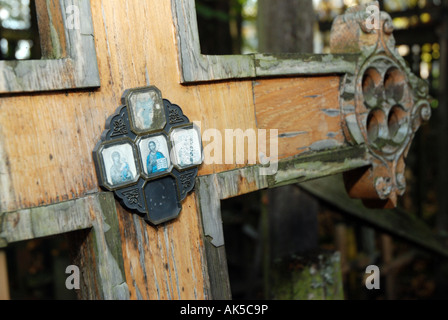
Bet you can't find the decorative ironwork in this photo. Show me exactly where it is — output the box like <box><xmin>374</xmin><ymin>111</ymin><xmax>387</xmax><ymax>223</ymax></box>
<box><xmin>179</xmin><ymin>172</ymin><xmax>195</xmax><ymax>192</ymax></box>
<box><xmin>93</xmin><ymin>86</ymin><xmax>203</xmax><ymax>225</ymax></box>
<box><xmin>331</xmin><ymin>2</ymin><xmax>431</xmax><ymax>208</ymax></box>
<box><xmin>123</xmin><ymin>188</ymin><xmax>140</xmax><ymax>206</ymax></box>
<box><xmin>169</xmin><ymin>108</ymin><xmax>185</xmax><ymax>125</ymax></box>
<box><xmin>111</xmin><ymin>119</ymin><xmax>129</xmax><ymax>137</ymax></box>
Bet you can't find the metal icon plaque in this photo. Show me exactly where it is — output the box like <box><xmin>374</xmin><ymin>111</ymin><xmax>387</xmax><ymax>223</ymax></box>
<box><xmin>93</xmin><ymin>86</ymin><xmax>203</xmax><ymax>225</ymax></box>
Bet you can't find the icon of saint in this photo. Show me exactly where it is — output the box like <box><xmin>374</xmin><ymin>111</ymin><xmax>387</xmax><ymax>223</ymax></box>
<box><xmin>110</xmin><ymin>151</ymin><xmax>133</xmax><ymax>185</ymax></box>
<box><xmin>146</xmin><ymin>141</ymin><xmax>168</xmax><ymax>174</ymax></box>
<box><xmin>135</xmin><ymin>94</ymin><xmax>155</xmax><ymax>130</ymax></box>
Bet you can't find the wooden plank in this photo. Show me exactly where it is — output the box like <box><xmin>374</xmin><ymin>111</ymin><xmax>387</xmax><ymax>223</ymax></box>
<box><xmin>91</xmin><ymin>193</ymin><xmax>129</xmax><ymax>300</ymax></box>
<box><xmin>195</xmin><ymin>148</ymin><xmax>369</xmax><ymax>299</ymax></box>
<box><xmin>0</xmin><ymin>196</ymin><xmax>93</xmax><ymax>245</ymax></box>
<box><xmin>0</xmin><ymin>59</ymin><xmax>77</xmax><ymax>92</ymax></box>
<box><xmin>268</xmin><ymin>146</ymin><xmax>370</xmax><ymax>188</ymax></box>
<box><xmin>203</xmin><ymin>241</ymin><xmax>231</xmax><ymax>300</ymax></box>
<box><xmin>171</xmin><ymin>0</ymin><xmax>255</xmax><ymax>82</ymax></box>
<box><xmin>198</xmin><ymin>166</ymin><xmax>268</xmax><ymax>247</ymax></box>
<box><xmin>35</xmin><ymin>0</ymin><xmax>68</xmax><ymax>59</ymax></box>
<box><xmin>196</xmin><ymin>174</ymin><xmax>231</xmax><ymax>300</ymax></box>
<box><xmin>0</xmin><ymin>193</ymin><xmax>129</xmax><ymax>300</ymax></box>
<box><xmin>197</xmin><ymin>175</ymin><xmax>226</xmax><ymax>248</ymax></box>
<box><xmin>197</xmin><ymin>147</ymin><xmax>369</xmax><ymax>249</ymax></box>
<box><xmin>255</xmin><ymin>53</ymin><xmax>357</xmax><ymax>76</ymax></box>
<box><xmin>196</xmin><ymin>171</ymin><xmax>267</xmax><ymax>300</ymax></box>
<box><xmin>254</xmin><ymin>76</ymin><xmax>346</xmax><ymax>160</ymax></box>
<box><xmin>68</xmin><ymin>193</ymin><xmax>129</xmax><ymax>300</ymax></box>
<box><xmin>61</xmin><ymin>0</ymin><xmax>101</xmax><ymax>89</ymax></box>
<box><xmin>171</xmin><ymin>0</ymin><xmax>358</xmax><ymax>82</ymax></box>
<box><xmin>0</xmin><ymin>250</ymin><xmax>9</xmax><ymax>300</ymax></box>
<box><xmin>0</xmin><ymin>0</ymin><xmax>100</xmax><ymax>93</ymax></box>
<box><xmin>300</xmin><ymin>174</ymin><xmax>448</xmax><ymax>258</ymax></box>
<box><xmin>192</xmin><ymin>81</ymin><xmax>258</xmax><ymax>176</ymax></box>
<box><xmin>116</xmin><ymin>193</ymin><xmax>208</xmax><ymax>300</ymax></box>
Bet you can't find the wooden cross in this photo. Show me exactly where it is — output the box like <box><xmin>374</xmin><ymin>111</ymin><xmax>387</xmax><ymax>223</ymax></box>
<box><xmin>0</xmin><ymin>0</ymin><xmax>431</xmax><ymax>300</ymax></box>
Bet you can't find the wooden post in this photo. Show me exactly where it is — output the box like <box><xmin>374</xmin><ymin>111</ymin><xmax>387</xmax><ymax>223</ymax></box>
<box><xmin>258</xmin><ymin>0</ymin><xmax>314</xmax><ymax>53</ymax></box>
<box><xmin>0</xmin><ymin>250</ymin><xmax>10</xmax><ymax>300</ymax></box>
<box><xmin>335</xmin><ymin>222</ymin><xmax>349</xmax><ymax>274</ymax></box>
<box><xmin>381</xmin><ymin>234</ymin><xmax>395</xmax><ymax>300</ymax></box>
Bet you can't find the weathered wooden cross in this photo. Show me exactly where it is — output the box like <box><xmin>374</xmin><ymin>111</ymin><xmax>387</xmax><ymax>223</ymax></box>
<box><xmin>0</xmin><ymin>0</ymin><xmax>431</xmax><ymax>300</ymax></box>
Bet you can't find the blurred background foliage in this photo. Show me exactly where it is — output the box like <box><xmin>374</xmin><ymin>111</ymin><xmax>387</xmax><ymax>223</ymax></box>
<box><xmin>0</xmin><ymin>0</ymin><xmax>40</xmax><ymax>60</ymax></box>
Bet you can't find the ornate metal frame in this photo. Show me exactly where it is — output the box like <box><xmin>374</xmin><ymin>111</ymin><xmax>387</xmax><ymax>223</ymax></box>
<box><xmin>331</xmin><ymin>2</ymin><xmax>431</xmax><ymax>208</ymax></box>
<box><xmin>93</xmin><ymin>86</ymin><xmax>203</xmax><ymax>225</ymax></box>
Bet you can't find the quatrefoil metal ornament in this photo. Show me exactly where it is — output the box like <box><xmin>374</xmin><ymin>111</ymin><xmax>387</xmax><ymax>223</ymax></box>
<box><xmin>93</xmin><ymin>86</ymin><xmax>203</xmax><ymax>225</ymax></box>
<box><xmin>331</xmin><ymin>1</ymin><xmax>431</xmax><ymax>208</ymax></box>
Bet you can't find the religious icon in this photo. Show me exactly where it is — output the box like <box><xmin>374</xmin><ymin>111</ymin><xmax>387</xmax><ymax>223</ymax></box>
<box><xmin>94</xmin><ymin>86</ymin><xmax>204</xmax><ymax>226</ymax></box>
<box><xmin>127</xmin><ymin>87</ymin><xmax>167</xmax><ymax>134</ymax></box>
<box><xmin>138</xmin><ymin>135</ymin><xmax>171</xmax><ymax>177</ymax></box>
<box><xmin>171</xmin><ymin>126</ymin><xmax>203</xmax><ymax>170</ymax></box>
<box><xmin>101</xmin><ymin>142</ymin><xmax>138</xmax><ymax>187</ymax></box>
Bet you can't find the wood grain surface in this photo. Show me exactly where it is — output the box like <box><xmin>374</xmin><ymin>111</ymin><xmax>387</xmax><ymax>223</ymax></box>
<box><xmin>254</xmin><ymin>76</ymin><xmax>345</xmax><ymax>159</ymax></box>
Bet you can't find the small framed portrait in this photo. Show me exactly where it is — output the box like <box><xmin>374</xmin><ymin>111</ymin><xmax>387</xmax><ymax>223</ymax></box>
<box><xmin>127</xmin><ymin>87</ymin><xmax>167</xmax><ymax>134</ymax></box>
<box><xmin>98</xmin><ymin>141</ymin><xmax>139</xmax><ymax>189</ymax></box>
<box><xmin>138</xmin><ymin>135</ymin><xmax>172</xmax><ymax>177</ymax></box>
<box><xmin>170</xmin><ymin>126</ymin><xmax>203</xmax><ymax>170</ymax></box>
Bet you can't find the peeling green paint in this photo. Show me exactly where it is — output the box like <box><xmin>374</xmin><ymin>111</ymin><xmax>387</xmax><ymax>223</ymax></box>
<box><xmin>269</xmin><ymin>146</ymin><xmax>370</xmax><ymax>188</ymax></box>
<box><xmin>255</xmin><ymin>53</ymin><xmax>358</xmax><ymax>76</ymax></box>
